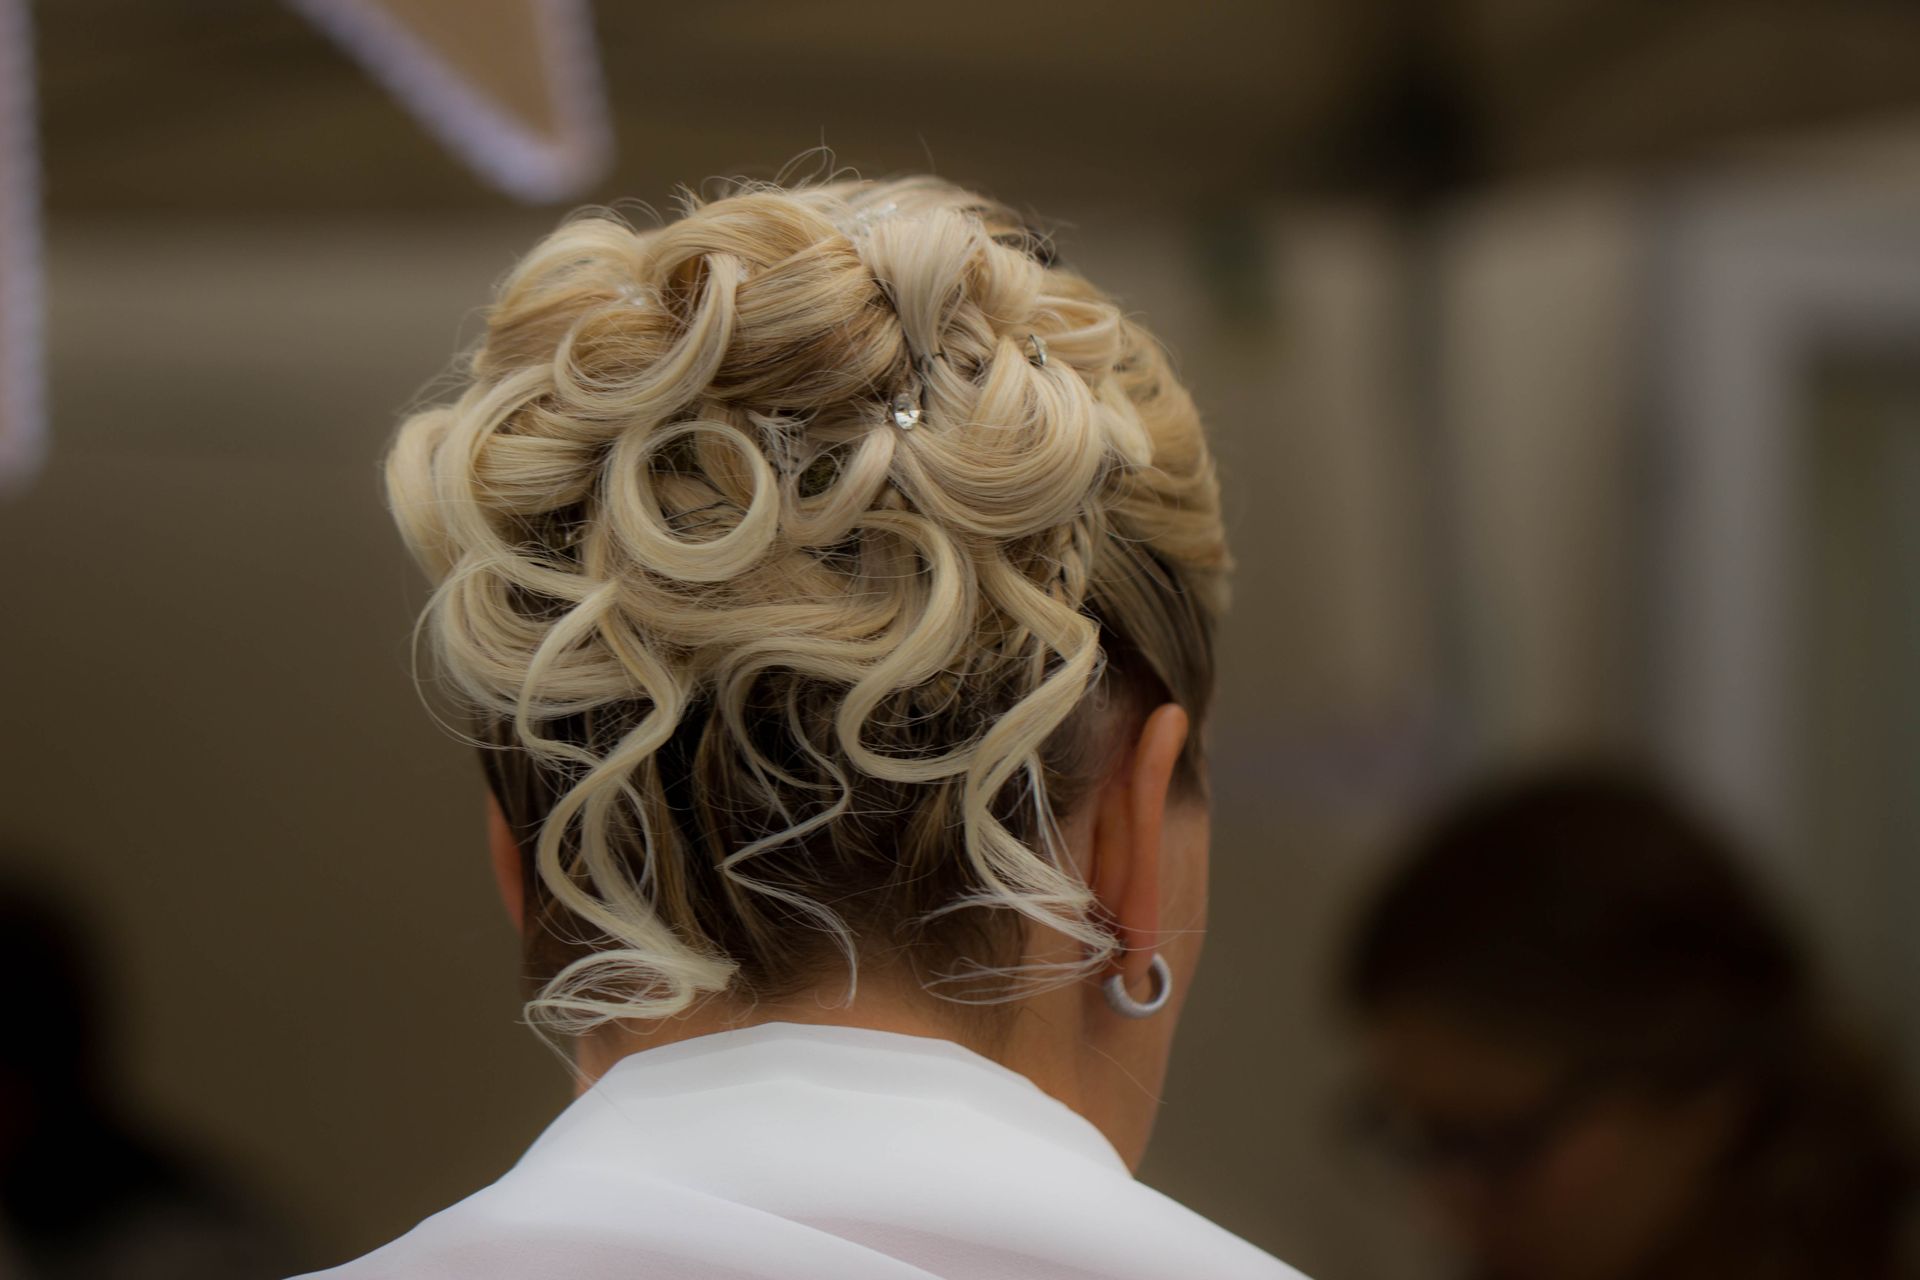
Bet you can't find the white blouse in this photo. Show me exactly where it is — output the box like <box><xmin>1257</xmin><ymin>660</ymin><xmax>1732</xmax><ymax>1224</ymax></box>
<box><xmin>298</xmin><ymin>1021</ymin><xmax>1306</xmax><ymax>1279</ymax></box>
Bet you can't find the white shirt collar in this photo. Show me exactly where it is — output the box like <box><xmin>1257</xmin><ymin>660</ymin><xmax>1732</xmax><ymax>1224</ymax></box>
<box><xmin>526</xmin><ymin>1020</ymin><xmax>1131</xmax><ymax>1175</ymax></box>
<box><xmin>302</xmin><ymin>1018</ymin><xmax>1305</xmax><ymax>1279</ymax></box>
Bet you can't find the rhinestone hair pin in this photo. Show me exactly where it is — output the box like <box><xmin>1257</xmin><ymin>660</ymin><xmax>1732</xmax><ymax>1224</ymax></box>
<box><xmin>888</xmin><ymin>349</ymin><xmax>948</xmax><ymax>431</ymax></box>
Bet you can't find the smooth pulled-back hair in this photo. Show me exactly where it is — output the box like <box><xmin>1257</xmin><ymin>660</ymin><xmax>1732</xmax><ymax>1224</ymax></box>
<box><xmin>385</xmin><ymin>175</ymin><xmax>1230</xmax><ymax>1037</ymax></box>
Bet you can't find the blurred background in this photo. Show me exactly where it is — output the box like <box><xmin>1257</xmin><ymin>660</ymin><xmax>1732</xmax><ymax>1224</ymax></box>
<box><xmin>1</xmin><ymin>1</ymin><xmax>1917</xmax><ymax>1276</ymax></box>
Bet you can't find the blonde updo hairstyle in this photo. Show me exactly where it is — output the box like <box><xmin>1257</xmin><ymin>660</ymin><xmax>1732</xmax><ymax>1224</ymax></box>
<box><xmin>386</xmin><ymin>176</ymin><xmax>1231</xmax><ymax>1040</ymax></box>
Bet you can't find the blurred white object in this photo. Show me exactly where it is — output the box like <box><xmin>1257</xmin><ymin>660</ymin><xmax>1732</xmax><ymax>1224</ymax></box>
<box><xmin>287</xmin><ymin>0</ymin><xmax>613</xmax><ymax>203</ymax></box>
<box><xmin>1653</xmin><ymin>167</ymin><xmax>1920</xmax><ymax>1072</ymax></box>
<box><xmin>0</xmin><ymin>0</ymin><xmax>42</xmax><ymax>492</ymax></box>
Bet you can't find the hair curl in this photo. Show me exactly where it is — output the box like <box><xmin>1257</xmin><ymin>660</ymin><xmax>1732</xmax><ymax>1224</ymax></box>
<box><xmin>386</xmin><ymin>175</ymin><xmax>1230</xmax><ymax>1037</ymax></box>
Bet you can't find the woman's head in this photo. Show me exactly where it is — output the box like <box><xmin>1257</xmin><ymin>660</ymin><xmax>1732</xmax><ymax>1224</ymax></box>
<box><xmin>1342</xmin><ymin>766</ymin><xmax>1915</xmax><ymax>1280</ymax></box>
<box><xmin>384</xmin><ymin>176</ymin><xmax>1228</xmax><ymax>1107</ymax></box>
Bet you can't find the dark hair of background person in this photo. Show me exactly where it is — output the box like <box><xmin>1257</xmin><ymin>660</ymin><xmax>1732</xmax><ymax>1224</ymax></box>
<box><xmin>1341</xmin><ymin>766</ymin><xmax>1918</xmax><ymax>1280</ymax></box>
<box><xmin>0</xmin><ymin>871</ymin><xmax>302</xmax><ymax>1278</ymax></box>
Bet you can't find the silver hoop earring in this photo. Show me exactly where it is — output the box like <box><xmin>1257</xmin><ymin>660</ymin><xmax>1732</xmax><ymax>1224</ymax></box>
<box><xmin>1103</xmin><ymin>953</ymin><xmax>1172</xmax><ymax>1019</ymax></box>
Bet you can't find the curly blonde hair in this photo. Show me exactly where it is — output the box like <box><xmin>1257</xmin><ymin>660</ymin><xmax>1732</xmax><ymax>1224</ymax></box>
<box><xmin>385</xmin><ymin>175</ymin><xmax>1231</xmax><ymax>1036</ymax></box>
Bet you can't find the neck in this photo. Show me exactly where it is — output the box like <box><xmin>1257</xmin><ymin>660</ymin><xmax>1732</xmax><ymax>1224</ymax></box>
<box><xmin>573</xmin><ymin>981</ymin><xmax>1007</xmax><ymax>1082</ymax></box>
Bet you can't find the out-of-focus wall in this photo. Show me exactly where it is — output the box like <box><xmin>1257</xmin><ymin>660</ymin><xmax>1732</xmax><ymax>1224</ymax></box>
<box><xmin>1435</xmin><ymin>182</ymin><xmax>1644</xmax><ymax>761</ymax></box>
<box><xmin>1</xmin><ymin>220</ymin><xmax>567</xmax><ymax>1268</ymax></box>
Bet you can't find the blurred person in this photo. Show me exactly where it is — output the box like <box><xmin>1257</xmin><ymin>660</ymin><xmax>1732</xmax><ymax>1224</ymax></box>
<box><xmin>1341</xmin><ymin>766</ymin><xmax>1917</xmax><ymax>1280</ymax></box>
<box><xmin>0</xmin><ymin>874</ymin><xmax>299</xmax><ymax>1279</ymax></box>
<box><xmin>302</xmin><ymin>175</ymin><xmax>1303</xmax><ymax>1278</ymax></box>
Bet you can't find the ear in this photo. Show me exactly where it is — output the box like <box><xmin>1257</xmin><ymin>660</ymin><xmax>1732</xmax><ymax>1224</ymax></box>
<box><xmin>1087</xmin><ymin>702</ymin><xmax>1190</xmax><ymax>990</ymax></box>
<box><xmin>485</xmin><ymin>789</ymin><xmax>527</xmax><ymax>934</ymax></box>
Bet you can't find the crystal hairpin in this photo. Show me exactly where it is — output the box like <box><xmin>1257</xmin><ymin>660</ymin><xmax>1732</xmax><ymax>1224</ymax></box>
<box><xmin>1026</xmin><ymin>333</ymin><xmax>1048</xmax><ymax>367</ymax></box>
<box><xmin>889</xmin><ymin>349</ymin><xmax>948</xmax><ymax>430</ymax></box>
<box><xmin>615</xmin><ymin>283</ymin><xmax>651</xmax><ymax>308</ymax></box>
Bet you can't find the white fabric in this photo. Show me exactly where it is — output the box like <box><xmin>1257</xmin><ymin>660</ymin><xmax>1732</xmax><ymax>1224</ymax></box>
<box><xmin>298</xmin><ymin>1022</ymin><xmax>1306</xmax><ymax>1279</ymax></box>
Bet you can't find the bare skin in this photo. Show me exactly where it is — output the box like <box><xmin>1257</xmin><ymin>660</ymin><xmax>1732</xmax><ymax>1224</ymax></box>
<box><xmin>486</xmin><ymin>702</ymin><xmax>1210</xmax><ymax>1172</ymax></box>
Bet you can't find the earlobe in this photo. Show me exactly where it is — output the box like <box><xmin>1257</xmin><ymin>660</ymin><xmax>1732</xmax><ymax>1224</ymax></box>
<box><xmin>485</xmin><ymin>790</ymin><xmax>527</xmax><ymax>934</ymax></box>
